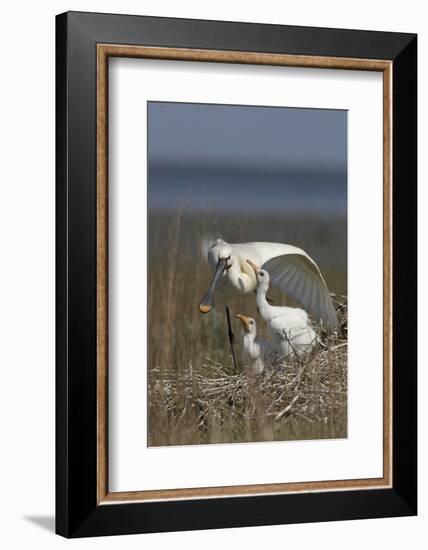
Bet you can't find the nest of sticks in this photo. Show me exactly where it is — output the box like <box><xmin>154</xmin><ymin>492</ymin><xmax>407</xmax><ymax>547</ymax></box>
<box><xmin>148</xmin><ymin>296</ymin><xmax>348</xmax><ymax>446</ymax></box>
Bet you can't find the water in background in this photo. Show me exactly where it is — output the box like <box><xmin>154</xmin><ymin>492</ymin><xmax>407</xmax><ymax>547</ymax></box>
<box><xmin>148</xmin><ymin>101</ymin><xmax>347</xmax><ymax>293</ymax></box>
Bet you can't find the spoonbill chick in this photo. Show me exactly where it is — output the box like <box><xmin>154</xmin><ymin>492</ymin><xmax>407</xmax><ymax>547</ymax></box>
<box><xmin>247</xmin><ymin>260</ymin><xmax>318</xmax><ymax>359</ymax></box>
<box><xmin>236</xmin><ymin>313</ymin><xmax>275</xmax><ymax>374</ymax></box>
<box><xmin>199</xmin><ymin>239</ymin><xmax>337</xmax><ymax>327</ymax></box>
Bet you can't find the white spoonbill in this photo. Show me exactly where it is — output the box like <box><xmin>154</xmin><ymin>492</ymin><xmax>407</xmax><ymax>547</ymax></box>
<box><xmin>236</xmin><ymin>313</ymin><xmax>276</xmax><ymax>374</ymax></box>
<box><xmin>199</xmin><ymin>239</ymin><xmax>337</xmax><ymax>327</ymax></box>
<box><xmin>247</xmin><ymin>260</ymin><xmax>318</xmax><ymax>358</ymax></box>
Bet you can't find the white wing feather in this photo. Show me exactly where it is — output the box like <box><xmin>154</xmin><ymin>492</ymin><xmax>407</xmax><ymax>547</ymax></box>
<box><xmin>247</xmin><ymin>242</ymin><xmax>338</xmax><ymax>327</ymax></box>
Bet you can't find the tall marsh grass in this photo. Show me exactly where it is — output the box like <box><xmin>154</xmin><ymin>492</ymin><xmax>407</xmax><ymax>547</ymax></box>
<box><xmin>148</xmin><ymin>211</ymin><xmax>347</xmax><ymax>446</ymax></box>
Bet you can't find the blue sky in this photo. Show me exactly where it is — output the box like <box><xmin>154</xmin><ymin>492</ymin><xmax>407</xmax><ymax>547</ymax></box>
<box><xmin>148</xmin><ymin>101</ymin><xmax>347</xmax><ymax>216</ymax></box>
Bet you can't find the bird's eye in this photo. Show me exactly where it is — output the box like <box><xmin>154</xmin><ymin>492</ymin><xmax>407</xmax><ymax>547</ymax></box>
<box><xmin>250</xmin><ymin>321</ymin><xmax>254</xmax><ymax>325</ymax></box>
<box><xmin>260</xmin><ymin>273</ymin><xmax>264</xmax><ymax>277</ymax></box>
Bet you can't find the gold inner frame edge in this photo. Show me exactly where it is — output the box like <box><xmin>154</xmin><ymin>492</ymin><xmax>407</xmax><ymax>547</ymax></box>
<box><xmin>96</xmin><ymin>44</ymin><xmax>393</xmax><ymax>504</ymax></box>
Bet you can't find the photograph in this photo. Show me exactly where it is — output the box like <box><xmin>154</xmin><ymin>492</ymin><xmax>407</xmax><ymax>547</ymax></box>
<box><xmin>0</xmin><ymin>2</ymin><xmax>419</xmax><ymax>544</ymax></box>
<box><xmin>147</xmin><ymin>101</ymin><xmax>348</xmax><ymax>446</ymax></box>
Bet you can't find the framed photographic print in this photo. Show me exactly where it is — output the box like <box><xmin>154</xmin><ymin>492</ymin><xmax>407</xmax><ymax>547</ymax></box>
<box><xmin>56</xmin><ymin>11</ymin><xmax>417</xmax><ymax>538</ymax></box>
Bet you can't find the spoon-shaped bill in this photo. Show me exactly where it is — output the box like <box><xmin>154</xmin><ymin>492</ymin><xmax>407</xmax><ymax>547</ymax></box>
<box><xmin>198</xmin><ymin>257</ymin><xmax>228</xmax><ymax>313</ymax></box>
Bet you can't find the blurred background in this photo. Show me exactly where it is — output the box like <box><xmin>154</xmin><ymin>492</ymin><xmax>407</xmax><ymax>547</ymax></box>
<box><xmin>148</xmin><ymin>101</ymin><xmax>347</xmax><ymax>287</ymax></box>
<box><xmin>147</xmin><ymin>101</ymin><xmax>347</xmax><ymax>445</ymax></box>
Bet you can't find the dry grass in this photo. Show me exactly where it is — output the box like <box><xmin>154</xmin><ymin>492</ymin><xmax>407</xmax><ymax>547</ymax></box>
<box><xmin>148</xmin><ymin>211</ymin><xmax>347</xmax><ymax>446</ymax></box>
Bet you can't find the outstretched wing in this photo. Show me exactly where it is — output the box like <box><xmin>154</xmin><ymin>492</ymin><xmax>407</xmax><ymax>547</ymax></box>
<box><xmin>262</xmin><ymin>254</ymin><xmax>337</xmax><ymax>327</ymax></box>
<box><xmin>253</xmin><ymin>243</ymin><xmax>337</xmax><ymax>327</ymax></box>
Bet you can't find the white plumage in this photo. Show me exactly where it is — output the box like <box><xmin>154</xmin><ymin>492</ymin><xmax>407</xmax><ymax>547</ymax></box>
<box><xmin>247</xmin><ymin>260</ymin><xmax>318</xmax><ymax>358</ymax></box>
<box><xmin>235</xmin><ymin>314</ymin><xmax>275</xmax><ymax>374</ymax></box>
<box><xmin>199</xmin><ymin>238</ymin><xmax>337</xmax><ymax>327</ymax></box>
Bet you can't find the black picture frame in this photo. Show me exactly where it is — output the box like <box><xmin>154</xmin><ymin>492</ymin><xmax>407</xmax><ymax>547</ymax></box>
<box><xmin>56</xmin><ymin>11</ymin><xmax>417</xmax><ymax>538</ymax></box>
